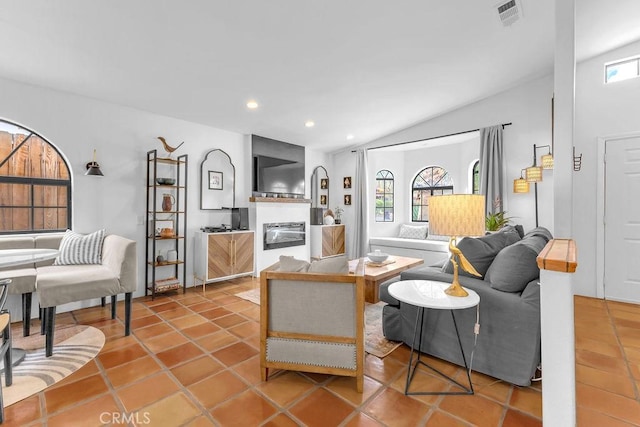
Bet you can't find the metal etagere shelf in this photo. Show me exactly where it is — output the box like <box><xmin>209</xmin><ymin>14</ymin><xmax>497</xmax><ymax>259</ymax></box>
<box><xmin>145</xmin><ymin>149</ymin><xmax>188</xmax><ymax>299</ymax></box>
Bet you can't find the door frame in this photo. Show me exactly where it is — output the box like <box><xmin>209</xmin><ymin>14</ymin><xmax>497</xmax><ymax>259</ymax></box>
<box><xmin>596</xmin><ymin>131</ymin><xmax>640</xmax><ymax>299</ymax></box>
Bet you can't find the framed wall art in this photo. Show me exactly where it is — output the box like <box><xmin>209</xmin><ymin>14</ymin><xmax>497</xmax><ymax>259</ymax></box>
<box><xmin>208</xmin><ymin>170</ymin><xmax>223</xmax><ymax>190</ymax></box>
<box><xmin>343</xmin><ymin>176</ymin><xmax>351</xmax><ymax>189</ymax></box>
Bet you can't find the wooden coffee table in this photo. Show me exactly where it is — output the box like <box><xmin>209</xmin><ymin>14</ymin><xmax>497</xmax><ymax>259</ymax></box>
<box><xmin>350</xmin><ymin>256</ymin><xmax>424</xmax><ymax>303</ymax></box>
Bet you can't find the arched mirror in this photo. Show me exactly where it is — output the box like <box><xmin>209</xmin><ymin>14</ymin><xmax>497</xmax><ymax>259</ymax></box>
<box><xmin>311</xmin><ymin>166</ymin><xmax>329</xmax><ymax>209</ymax></box>
<box><xmin>200</xmin><ymin>149</ymin><xmax>235</xmax><ymax>209</ymax></box>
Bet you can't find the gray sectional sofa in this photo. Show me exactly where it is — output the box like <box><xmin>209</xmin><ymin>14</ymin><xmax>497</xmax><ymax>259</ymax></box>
<box><xmin>380</xmin><ymin>226</ymin><xmax>552</xmax><ymax>386</ymax></box>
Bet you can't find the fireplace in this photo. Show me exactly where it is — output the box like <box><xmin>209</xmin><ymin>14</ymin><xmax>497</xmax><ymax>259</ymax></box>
<box><xmin>263</xmin><ymin>222</ymin><xmax>306</xmax><ymax>250</ymax></box>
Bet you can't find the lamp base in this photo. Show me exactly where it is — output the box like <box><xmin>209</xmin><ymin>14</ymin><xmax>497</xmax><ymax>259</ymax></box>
<box><xmin>446</xmin><ymin>256</ymin><xmax>469</xmax><ymax>297</ymax></box>
<box><xmin>445</xmin><ymin>281</ymin><xmax>469</xmax><ymax>297</ymax></box>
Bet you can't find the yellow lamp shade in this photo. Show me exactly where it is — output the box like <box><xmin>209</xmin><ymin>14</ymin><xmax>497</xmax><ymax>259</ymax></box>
<box><xmin>428</xmin><ymin>194</ymin><xmax>485</xmax><ymax>237</ymax></box>
<box><xmin>513</xmin><ymin>177</ymin><xmax>530</xmax><ymax>193</ymax></box>
<box><xmin>541</xmin><ymin>153</ymin><xmax>554</xmax><ymax>169</ymax></box>
<box><xmin>525</xmin><ymin>166</ymin><xmax>543</xmax><ymax>182</ymax></box>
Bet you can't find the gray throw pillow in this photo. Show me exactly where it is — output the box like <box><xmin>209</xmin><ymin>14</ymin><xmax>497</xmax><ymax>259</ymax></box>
<box><xmin>398</xmin><ymin>224</ymin><xmax>428</xmax><ymax>239</ymax></box>
<box><xmin>278</xmin><ymin>256</ymin><xmax>310</xmax><ymax>272</ymax></box>
<box><xmin>308</xmin><ymin>256</ymin><xmax>349</xmax><ymax>273</ymax></box>
<box><xmin>442</xmin><ymin>229</ymin><xmax>521</xmax><ymax>278</ymax></box>
<box><xmin>485</xmin><ymin>234</ymin><xmax>548</xmax><ymax>293</ymax></box>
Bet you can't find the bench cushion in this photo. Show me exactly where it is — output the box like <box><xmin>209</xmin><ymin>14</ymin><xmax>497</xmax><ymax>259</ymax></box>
<box><xmin>36</xmin><ymin>264</ymin><xmax>120</xmax><ymax>307</ymax></box>
<box><xmin>0</xmin><ymin>268</ymin><xmax>37</xmax><ymax>294</ymax></box>
<box><xmin>369</xmin><ymin>237</ymin><xmax>449</xmax><ymax>252</ymax></box>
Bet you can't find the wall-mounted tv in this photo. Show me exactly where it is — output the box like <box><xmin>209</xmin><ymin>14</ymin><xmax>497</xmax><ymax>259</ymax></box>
<box><xmin>252</xmin><ymin>135</ymin><xmax>305</xmax><ymax>197</ymax></box>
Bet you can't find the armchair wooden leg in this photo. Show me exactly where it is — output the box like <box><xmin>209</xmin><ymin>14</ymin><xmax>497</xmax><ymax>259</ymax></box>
<box><xmin>111</xmin><ymin>295</ymin><xmax>117</xmax><ymax>319</ymax></box>
<box><xmin>22</xmin><ymin>292</ymin><xmax>32</xmax><ymax>337</ymax></box>
<box><xmin>45</xmin><ymin>307</ymin><xmax>56</xmax><ymax>357</ymax></box>
<box><xmin>124</xmin><ymin>292</ymin><xmax>132</xmax><ymax>336</ymax></box>
<box><xmin>101</xmin><ymin>297</ymin><xmax>106</xmax><ymax>307</ymax></box>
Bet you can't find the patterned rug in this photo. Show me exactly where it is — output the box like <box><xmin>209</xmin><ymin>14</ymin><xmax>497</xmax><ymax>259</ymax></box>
<box><xmin>235</xmin><ymin>289</ymin><xmax>402</xmax><ymax>358</ymax></box>
<box><xmin>2</xmin><ymin>324</ymin><xmax>105</xmax><ymax>407</ymax></box>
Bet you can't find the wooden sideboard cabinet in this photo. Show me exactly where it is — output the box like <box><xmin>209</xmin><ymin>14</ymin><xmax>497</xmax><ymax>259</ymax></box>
<box><xmin>194</xmin><ymin>231</ymin><xmax>254</xmax><ymax>286</ymax></box>
<box><xmin>310</xmin><ymin>224</ymin><xmax>345</xmax><ymax>258</ymax></box>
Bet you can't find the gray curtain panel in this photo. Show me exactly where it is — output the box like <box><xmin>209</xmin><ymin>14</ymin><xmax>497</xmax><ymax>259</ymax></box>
<box><xmin>479</xmin><ymin>125</ymin><xmax>504</xmax><ymax>215</ymax></box>
<box><xmin>350</xmin><ymin>149</ymin><xmax>369</xmax><ymax>258</ymax></box>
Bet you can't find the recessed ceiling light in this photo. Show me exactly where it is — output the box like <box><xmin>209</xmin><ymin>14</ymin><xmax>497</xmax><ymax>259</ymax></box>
<box><xmin>246</xmin><ymin>100</ymin><xmax>259</xmax><ymax>109</ymax></box>
<box><xmin>347</xmin><ymin>134</ymin><xmax>354</xmax><ymax>140</ymax></box>
<box><xmin>305</xmin><ymin>121</ymin><xmax>315</xmax><ymax>128</ymax></box>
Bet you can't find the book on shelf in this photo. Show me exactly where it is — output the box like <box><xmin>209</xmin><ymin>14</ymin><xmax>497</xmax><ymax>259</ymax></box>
<box><xmin>152</xmin><ymin>277</ymin><xmax>181</xmax><ymax>292</ymax></box>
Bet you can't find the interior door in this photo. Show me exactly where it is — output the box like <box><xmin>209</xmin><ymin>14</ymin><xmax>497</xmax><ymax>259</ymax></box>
<box><xmin>604</xmin><ymin>136</ymin><xmax>640</xmax><ymax>303</ymax></box>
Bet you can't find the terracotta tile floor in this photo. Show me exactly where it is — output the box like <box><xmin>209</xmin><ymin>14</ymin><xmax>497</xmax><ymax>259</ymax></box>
<box><xmin>4</xmin><ymin>278</ymin><xmax>640</xmax><ymax>426</ymax></box>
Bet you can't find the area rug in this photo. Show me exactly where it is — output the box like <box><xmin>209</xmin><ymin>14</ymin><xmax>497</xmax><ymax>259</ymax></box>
<box><xmin>235</xmin><ymin>289</ymin><xmax>402</xmax><ymax>358</ymax></box>
<box><xmin>2</xmin><ymin>324</ymin><xmax>105</xmax><ymax>407</ymax></box>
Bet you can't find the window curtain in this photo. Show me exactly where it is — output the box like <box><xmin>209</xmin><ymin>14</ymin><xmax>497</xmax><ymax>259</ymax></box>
<box><xmin>350</xmin><ymin>149</ymin><xmax>369</xmax><ymax>258</ymax></box>
<box><xmin>479</xmin><ymin>125</ymin><xmax>504</xmax><ymax>215</ymax></box>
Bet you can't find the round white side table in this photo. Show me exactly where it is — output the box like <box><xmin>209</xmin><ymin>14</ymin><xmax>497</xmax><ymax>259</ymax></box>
<box><xmin>388</xmin><ymin>279</ymin><xmax>480</xmax><ymax>395</ymax></box>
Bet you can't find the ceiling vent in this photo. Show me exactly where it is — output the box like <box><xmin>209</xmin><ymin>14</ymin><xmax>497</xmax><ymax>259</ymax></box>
<box><xmin>496</xmin><ymin>0</ymin><xmax>522</xmax><ymax>26</ymax></box>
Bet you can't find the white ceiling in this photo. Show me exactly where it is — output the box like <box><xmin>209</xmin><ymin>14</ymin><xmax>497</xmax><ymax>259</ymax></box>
<box><xmin>0</xmin><ymin>1</ymin><xmax>639</xmax><ymax>153</ymax></box>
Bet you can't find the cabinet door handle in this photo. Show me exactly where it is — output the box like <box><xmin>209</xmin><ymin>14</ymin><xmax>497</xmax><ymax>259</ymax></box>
<box><xmin>229</xmin><ymin>240</ymin><xmax>234</xmax><ymax>266</ymax></box>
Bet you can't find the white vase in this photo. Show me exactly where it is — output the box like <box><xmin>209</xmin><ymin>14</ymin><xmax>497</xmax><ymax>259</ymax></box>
<box><xmin>324</xmin><ymin>215</ymin><xmax>335</xmax><ymax>225</ymax></box>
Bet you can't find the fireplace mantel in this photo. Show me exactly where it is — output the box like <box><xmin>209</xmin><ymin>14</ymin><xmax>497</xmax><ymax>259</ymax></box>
<box><xmin>249</xmin><ymin>197</ymin><xmax>311</xmax><ymax>204</ymax></box>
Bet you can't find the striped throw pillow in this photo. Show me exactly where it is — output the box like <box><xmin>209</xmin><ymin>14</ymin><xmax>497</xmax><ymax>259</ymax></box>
<box><xmin>54</xmin><ymin>229</ymin><xmax>106</xmax><ymax>265</ymax></box>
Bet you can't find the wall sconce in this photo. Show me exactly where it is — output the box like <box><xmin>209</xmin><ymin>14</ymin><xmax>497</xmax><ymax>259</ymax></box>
<box><xmin>85</xmin><ymin>149</ymin><xmax>104</xmax><ymax>176</ymax></box>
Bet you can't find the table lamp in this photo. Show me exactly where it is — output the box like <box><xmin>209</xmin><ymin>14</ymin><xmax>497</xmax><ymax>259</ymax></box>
<box><xmin>428</xmin><ymin>194</ymin><xmax>486</xmax><ymax>297</ymax></box>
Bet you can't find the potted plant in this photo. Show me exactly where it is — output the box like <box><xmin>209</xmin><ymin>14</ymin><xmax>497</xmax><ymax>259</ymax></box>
<box><xmin>485</xmin><ymin>211</ymin><xmax>511</xmax><ymax>231</ymax></box>
<box><xmin>485</xmin><ymin>197</ymin><xmax>511</xmax><ymax>231</ymax></box>
<box><xmin>334</xmin><ymin>206</ymin><xmax>344</xmax><ymax>224</ymax></box>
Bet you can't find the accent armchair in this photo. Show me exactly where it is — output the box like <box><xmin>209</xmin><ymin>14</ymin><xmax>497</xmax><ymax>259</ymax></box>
<box><xmin>260</xmin><ymin>264</ymin><xmax>365</xmax><ymax>392</ymax></box>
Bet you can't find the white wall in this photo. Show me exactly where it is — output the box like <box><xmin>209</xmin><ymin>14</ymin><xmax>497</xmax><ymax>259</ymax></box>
<box><xmin>333</xmin><ymin>74</ymin><xmax>555</xmax><ymax>258</ymax></box>
<box><xmin>573</xmin><ymin>39</ymin><xmax>640</xmax><ymax>297</ymax></box>
<box><xmin>0</xmin><ymin>77</ymin><xmax>250</xmax><ymax>313</ymax></box>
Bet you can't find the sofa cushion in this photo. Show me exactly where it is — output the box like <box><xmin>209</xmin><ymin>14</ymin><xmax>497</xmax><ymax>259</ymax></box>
<box><xmin>398</xmin><ymin>224</ymin><xmax>428</xmax><ymax>239</ymax></box>
<box><xmin>442</xmin><ymin>228</ymin><xmax>521</xmax><ymax>278</ymax></box>
<box><xmin>308</xmin><ymin>256</ymin><xmax>349</xmax><ymax>273</ymax></box>
<box><xmin>278</xmin><ymin>256</ymin><xmax>310</xmax><ymax>272</ymax></box>
<box><xmin>54</xmin><ymin>229</ymin><xmax>105</xmax><ymax>265</ymax></box>
<box><xmin>485</xmin><ymin>234</ymin><xmax>548</xmax><ymax>293</ymax></box>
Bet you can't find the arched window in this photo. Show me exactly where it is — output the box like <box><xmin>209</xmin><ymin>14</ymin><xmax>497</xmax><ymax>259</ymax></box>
<box><xmin>375</xmin><ymin>169</ymin><xmax>394</xmax><ymax>222</ymax></box>
<box><xmin>0</xmin><ymin>119</ymin><xmax>71</xmax><ymax>234</ymax></box>
<box><xmin>411</xmin><ymin>166</ymin><xmax>453</xmax><ymax>222</ymax></box>
<box><xmin>472</xmin><ymin>160</ymin><xmax>480</xmax><ymax>194</ymax></box>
